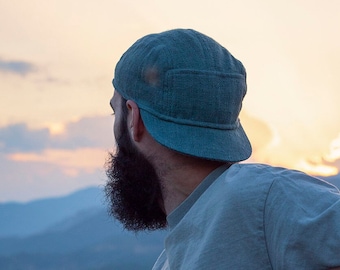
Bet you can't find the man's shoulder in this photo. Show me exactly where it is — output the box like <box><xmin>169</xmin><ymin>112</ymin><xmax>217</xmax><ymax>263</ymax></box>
<box><xmin>213</xmin><ymin>162</ymin><xmax>288</xmax><ymax>190</ymax></box>
<box><xmin>209</xmin><ymin>163</ymin><xmax>338</xmax><ymax>204</ymax></box>
<box><xmin>195</xmin><ymin>163</ymin><xmax>278</xmax><ymax>211</ymax></box>
<box><xmin>222</xmin><ymin>162</ymin><xmax>334</xmax><ymax>188</ymax></box>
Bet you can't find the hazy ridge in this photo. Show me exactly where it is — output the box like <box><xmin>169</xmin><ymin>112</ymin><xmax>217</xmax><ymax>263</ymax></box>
<box><xmin>0</xmin><ymin>174</ymin><xmax>339</xmax><ymax>269</ymax></box>
<box><xmin>0</xmin><ymin>187</ymin><xmax>166</xmax><ymax>270</ymax></box>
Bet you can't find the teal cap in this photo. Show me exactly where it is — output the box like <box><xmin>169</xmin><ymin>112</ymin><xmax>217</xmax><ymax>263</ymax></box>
<box><xmin>113</xmin><ymin>29</ymin><xmax>252</xmax><ymax>162</ymax></box>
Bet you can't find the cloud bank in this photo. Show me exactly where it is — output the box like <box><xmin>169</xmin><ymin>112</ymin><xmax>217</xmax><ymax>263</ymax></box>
<box><xmin>0</xmin><ymin>115</ymin><xmax>113</xmax><ymax>153</ymax></box>
<box><xmin>0</xmin><ymin>115</ymin><xmax>114</xmax><ymax>202</ymax></box>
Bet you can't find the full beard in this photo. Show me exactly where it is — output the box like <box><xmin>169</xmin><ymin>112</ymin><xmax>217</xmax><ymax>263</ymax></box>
<box><xmin>105</xmin><ymin>123</ymin><xmax>167</xmax><ymax>231</ymax></box>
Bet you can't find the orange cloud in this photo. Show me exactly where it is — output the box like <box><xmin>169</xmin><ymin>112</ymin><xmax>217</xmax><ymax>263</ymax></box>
<box><xmin>294</xmin><ymin>133</ymin><xmax>340</xmax><ymax>176</ymax></box>
<box><xmin>8</xmin><ymin>148</ymin><xmax>108</xmax><ymax>177</ymax></box>
<box><xmin>296</xmin><ymin>158</ymin><xmax>338</xmax><ymax>177</ymax></box>
<box><xmin>241</xmin><ymin>111</ymin><xmax>340</xmax><ymax>176</ymax></box>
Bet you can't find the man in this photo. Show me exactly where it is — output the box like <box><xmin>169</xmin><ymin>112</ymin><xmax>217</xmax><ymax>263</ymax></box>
<box><xmin>105</xmin><ymin>29</ymin><xmax>340</xmax><ymax>269</ymax></box>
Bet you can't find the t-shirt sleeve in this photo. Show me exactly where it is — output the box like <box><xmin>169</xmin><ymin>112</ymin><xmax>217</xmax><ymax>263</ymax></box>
<box><xmin>264</xmin><ymin>171</ymin><xmax>340</xmax><ymax>269</ymax></box>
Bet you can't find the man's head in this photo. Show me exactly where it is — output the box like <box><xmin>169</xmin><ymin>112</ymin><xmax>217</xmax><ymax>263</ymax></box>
<box><xmin>105</xmin><ymin>29</ymin><xmax>252</xmax><ymax>231</ymax></box>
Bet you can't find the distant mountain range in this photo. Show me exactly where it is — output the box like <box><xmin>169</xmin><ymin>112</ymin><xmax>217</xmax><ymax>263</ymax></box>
<box><xmin>0</xmin><ymin>187</ymin><xmax>104</xmax><ymax>238</ymax></box>
<box><xmin>0</xmin><ymin>187</ymin><xmax>166</xmax><ymax>270</ymax></box>
<box><xmin>0</xmin><ymin>173</ymin><xmax>339</xmax><ymax>270</ymax></box>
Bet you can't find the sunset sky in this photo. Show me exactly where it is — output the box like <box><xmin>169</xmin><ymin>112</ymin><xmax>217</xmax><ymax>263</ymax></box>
<box><xmin>1</xmin><ymin>0</ymin><xmax>340</xmax><ymax>202</ymax></box>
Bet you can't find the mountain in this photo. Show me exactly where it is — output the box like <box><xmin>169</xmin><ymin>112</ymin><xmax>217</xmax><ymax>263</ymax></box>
<box><xmin>0</xmin><ymin>187</ymin><xmax>104</xmax><ymax>238</ymax></box>
<box><xmin>0</xmin><ymin>187</ymin><xmax>166</xmax><ymax>270</ymax></box>
<box><xmin>1</xmin><ymin>173</ymin><xmax>338</xmax><ymax>270</ymax></box>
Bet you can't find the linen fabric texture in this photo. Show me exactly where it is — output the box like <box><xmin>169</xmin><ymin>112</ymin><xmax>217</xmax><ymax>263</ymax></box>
<box><xmin>152</xmin><ymin>164</ymin><xmax>340</xmax><ymax>269</ymax></box>
<box><xmin>113</xmin><ymin>29</ymin><xmax>251</xmax><ymax>162</ymax></box>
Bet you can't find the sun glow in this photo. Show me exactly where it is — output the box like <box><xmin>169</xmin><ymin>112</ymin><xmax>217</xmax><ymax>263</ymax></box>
<box><xmin>48</xmin><ymin>122</ymin><xmax>66</xmax><ymax>135</ymax></box>
<box><xmin>296</xmin><ymin>159</ymin><xmax>338</xmax><ymax>177</ymax></box>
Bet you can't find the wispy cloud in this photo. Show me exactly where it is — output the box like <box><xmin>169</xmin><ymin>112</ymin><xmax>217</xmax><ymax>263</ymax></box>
<box><xmin>8</xmin><ymin>148</ymin><xmax>106</xmax><ymax>176</ymax></box>
<box><xmin>0</xmin><ymin>59</ymin><xmax>36</xmax><ymax>75</ymax></box>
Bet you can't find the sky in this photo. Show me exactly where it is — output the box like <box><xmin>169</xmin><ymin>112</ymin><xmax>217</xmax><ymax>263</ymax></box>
<box><xmin>1</xmin><ymin>0</ymin><xmax>340</xmax><ymax>202</ymax></box>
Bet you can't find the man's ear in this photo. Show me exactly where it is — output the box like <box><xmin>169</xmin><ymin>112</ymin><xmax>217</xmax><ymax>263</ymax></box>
<box><xmin>126</xmin><ymin>100</ymin><xmax>145</xmax><ymax>142</ymax></box>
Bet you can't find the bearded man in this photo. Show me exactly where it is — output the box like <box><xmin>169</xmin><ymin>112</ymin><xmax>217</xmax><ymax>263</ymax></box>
<box><xmin>105</xmin><ymin>29</ymin><xmax>340</xmax><ymax>269</ymax></box>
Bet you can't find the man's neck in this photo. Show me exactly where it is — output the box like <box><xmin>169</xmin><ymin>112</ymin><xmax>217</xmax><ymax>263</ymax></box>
<box><xmin>153</xmin><ymin>153</ymin><xmax>226</xmax><ymax>215</ymax></box>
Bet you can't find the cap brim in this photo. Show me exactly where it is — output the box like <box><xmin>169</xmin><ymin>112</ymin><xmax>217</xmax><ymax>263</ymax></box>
<box><xmin>140</xmin><ymin>109</ymin><xmax>252</xmax><ymax>162</ymax></box>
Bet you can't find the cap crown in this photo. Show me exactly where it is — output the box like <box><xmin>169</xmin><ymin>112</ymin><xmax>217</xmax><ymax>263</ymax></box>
<box><xmin>113</xmin><ymin>29</ymin><xmax>251</xmax><ymax>162</ymax></box>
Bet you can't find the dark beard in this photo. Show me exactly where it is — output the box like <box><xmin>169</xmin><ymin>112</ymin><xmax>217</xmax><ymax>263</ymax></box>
<box><xmin>105</xmin><ymin>120</ymin><xmax>167</xmax><ymax>231</ymax></box>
